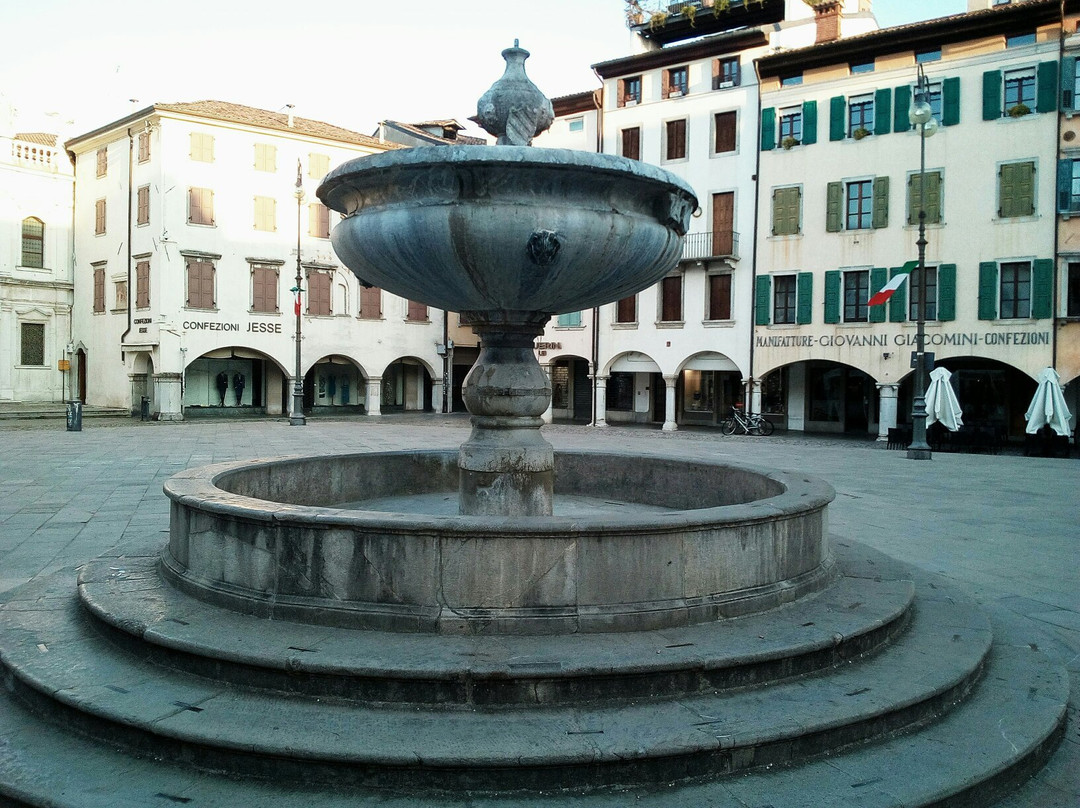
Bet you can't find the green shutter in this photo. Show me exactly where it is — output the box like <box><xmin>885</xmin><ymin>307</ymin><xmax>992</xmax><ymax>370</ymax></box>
<box><xmin>869</xmin><ymin>267</ymin><xmax>888</xmax><ymax>322</ymax></box>
<box><xmin>894</xmin><ymin>84</ymin><xmax>911</xmax><ymax>133</ymax></box>
<box><xmin>923</xmin><ymin>171</ymin><xmax>942</xmax><ymax>224</ymax></box>
<box><xmin>773</xmin><ymin>187</ymin><xmax>800</xmax><ymax>236</ymax></box>
<box><xmin>1031</xmin><ymin>258</ymin><xmax>1053</xmax><ymax>318</ymax></box>
<box><xmin>826</xmin><ymin>182</ymin><xmax>842</xmax><ymax>232</ymax></box>
<box><xmin>824</xmin><ymin>270</ymin><xmax>841</xmax><ymax>323</ymax></box>
<box><xmin>872</xmin><ymin>175</ymin><xmax>889</xmax><ymax>229</ymax></box>
<box><xmin>796</xmin><ymin>271</ymin><xmax>813</xmax><ymax>324</ymax></box>
<box><xmin>1062</xmin><ymin>56</ymin><xmax>1077</xmax><ymax>110</ymax></box>
<box><xmin>907</xmin><ymin>174</ymin><xmax>919</xmax><ymax>226</ymax></box>
<box><xmin>829</xmin><ymin>96</ymin><xmax>846</xmax><ymax>141</ymax></box>
<box><xmin>1058</xmin><ymin>158</ymin><xmax>1074</xmax><ymax>213</ymax></box>
<box><xmin>942</xmin><ymin>77</ymin><xmax>960</xmax><ymax>126</ymax></box>
<box><xmin>802</xmin><ymin>100</ymin><xmax>818</xmax><ymax>145</ymax></box>
<box><xmin>978</xmin><ymin>261</ymin><xmax>998</xmax><ymax>320</ymax></box>
<box><xmin>888</xmin><ymin>267</ymin><xmax>907</xmax><ymax>322</ymax></box>
<box><xmin>558</xmin><ymin>311</ymin><xmax>582</xmax><ymax>327</ymax></box>
<box><xmin>1036</xmin><ymin>60</ymin><xmax>1058</xmax><ymax>114</ymax></box>
<box><xmin>982</xmin><ymin>70</ymin><xmax>1002</xmax><ymax>120</ymax></box>
<box><xmin>874</xmin><ymin>88</ymin><xmax>892</xmax><ymax>136</ymax></box>
<box><xmin>937</xmin><ymin>263</ymin><xmax>956</xmax><ymax>321</ymax></box>
<box><xmin>755</xmin><ymin>274</ymin><xmax>772</xmax><ymax>325</ymax></box>
<box><xmin>1000</xmin><ymin>162</ymin><xmax>1035</xmax><ymax>218</ymax></box>
<box><xmin>761</xmin><ymin>106</ymin><xmax>776</xmax><ymax>151</ymax></box>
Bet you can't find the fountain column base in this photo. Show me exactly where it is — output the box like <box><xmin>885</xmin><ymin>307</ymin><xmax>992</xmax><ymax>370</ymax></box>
<box><xmin>459</xmin><ymin>313</ymin><xmax>553</xmax><ymax>516</ymax></box>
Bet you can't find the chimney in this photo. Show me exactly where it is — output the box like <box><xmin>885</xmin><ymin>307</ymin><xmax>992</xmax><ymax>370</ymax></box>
<box><xmin>813</xmin><ymin>1</ymin><xmax>843</xmax><ymax>44</ymax></box>
<box><xmin>285</xmin><ymin>103</ymin><xmax>295</xmax><ymax>128</ymax></box>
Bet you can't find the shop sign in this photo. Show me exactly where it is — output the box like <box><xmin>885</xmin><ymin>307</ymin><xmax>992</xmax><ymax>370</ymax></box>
<box><xmin>535</xmin><ymin>341</ymin><xmax>562</xmax><ymax>350</ymax></box>
<box><xmin>756</xmin><ymin>330</ymin><xmax>1051</xmax><ymax>349</ymax></box>
<box><xmin>182</xmin><ymin>320</ymin><xmax>283</xmax><ymax>335</ymax></box>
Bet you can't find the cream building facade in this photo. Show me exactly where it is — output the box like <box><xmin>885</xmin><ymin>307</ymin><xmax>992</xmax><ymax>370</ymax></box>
<box><xmin>66</xmin><ymin>102</ymin><xmax>444</xmax><ymax>420</ymax></box>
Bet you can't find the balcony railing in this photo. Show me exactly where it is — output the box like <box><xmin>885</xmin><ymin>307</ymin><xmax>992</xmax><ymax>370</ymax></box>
<box><xmin>682</xmin><ymin>230</ymin><xmax>739</xmax><ymax>261</ymax></box>
<box><xmin>9</xmin><ymin>141</ymin><xmax>60</xmax><ymax>171</ymax></box>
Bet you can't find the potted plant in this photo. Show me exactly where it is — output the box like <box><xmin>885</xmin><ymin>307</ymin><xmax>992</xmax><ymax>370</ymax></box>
<box><xmin>682</xmin><ymin>3</ymin><xmax>698</xmax><ymax>25</ymax></box>
<box><xmin>782</xmin><ymin>136</ymin><xmax>800</xmax><ymax>150</ymax></box>
<box><xmin>649</xmin><ymin>10</ymin><xmax>669</xmax><ymax>30</ymax></box>
<box><xmin>852</xmin><ymin>126</ymin><xmax>870</xmax><ymax>140</ymax></box>
<box><xmin>1008</xmin><ymin>103</ymin><xmax>1032</xmax><ymax>117</ymax></box>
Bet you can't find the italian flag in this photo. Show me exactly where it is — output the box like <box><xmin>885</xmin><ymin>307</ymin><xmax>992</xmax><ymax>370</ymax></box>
<box><xmin>868</xmin><ymin>261</ymin><xmax>917</xmax><ymax>307</ymax></box>
<box><xmin>293</xmin><ymin>288</ymin><xmax>302</xmax><ymax>316</ymax></box>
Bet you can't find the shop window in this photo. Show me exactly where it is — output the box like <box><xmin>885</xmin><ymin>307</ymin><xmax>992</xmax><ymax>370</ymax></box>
<box><xmin>998</xmin><ymin>161</ymin><xmax>1035</xmax><ymax>218</ymax></box>
<box><xmin>138</xmin><ymin>130</ymin><xmax>150</xmax><ymax>163</ymax></box>
<box><xmin>706</xmin><ymin>273</ymin><xmax>732</xmax><ymax>321</ymax></box>
<box><xmin>360</xmin><ymin>286</ymin><xmax>382</xmax><ymax>319</ymax></box>
<box><xmin>188</xmin><ymin>187</ymin><xmax>214</xmax><ymax>226</ymax></box>
<box><xmin>136</xmin><ymin>260</ymin><xmax>150</xmax><ymax>309</ymax></box>
<box><xmin>186</xmin><ymin>259</ymin><xmax>215</xmax><ymax>310</ymax></box>
<box><xmin>309</xmin><ymin>203</ymin><xmax>330</xmax><ymax>238</ymax></box>
<box><xmin>615</xmin><ymin>295</ymin><xmax>636</xmax><ymax>324</ymax></box>
<box><xmin>713</xmin><ymin>57</ymin><xmax>739</xmax><ymax>90</ymax></box>
<box><xmin>664</xmin><ymin>66</ymin><xmax>688</xmax><ymax>98</ymax></box>
<box><xmin>95</xmin><ymin>198</ymin><xmax>106</xmax><ymax>234</ymax></box>
<box><xmin>773</xmin><ymin>275</ymin><xmax>797</xmax><ymax>325</ymax></box>
<box><xmin>808</xmin><ymin>364</ymin><xmax>844</xmax><ymax>422</ymax></box>
<box><xmin>762</xmin><ymin>369</ymin><xmax>786</xmax><ymax>415</ymax></box>
<box><xmin>664</xmin><ymin>119</ymin><xmax>687</xmax><ymax>161</ymax></box>
<box><xmin>1067</xmin><ymin>263</ymin><xmax>1080</xmax><ymax>317</ymax></box>
<box><xmin>406</xmin><ymin>299</ymin><xmax>427</xmax><ymax>321</ymax></box>
<box><xmin>659</xmin><ymin>275</ymin><xmax>682</xmax><ymax>323</ymax></box>
<box><xmin>618</xmin><ymin>75</ymin><xmax>641</xmax><ymax>107</ymax></box>
<box><xmin>713</xmin><ymin>111</ymin><xmax>736</xmax><ymax>154</ymax></box>
<box><xmin>843</xmin><ymin>269</ymin><xmax>870</xmax><ymax>323</ymax></box>
<box><xmin>550</xmin><ymin>363</ymin><xmax>569</xmax><ymax>409</ymax></box>
<box><xmin>607</xmin><ymin>372</ymin><xmax>635</xmax><ymax>411</ymax></box>
<box><xmin>254</xmin><ymin>143</ymin><xmax>277</xmax><ymax>172</ymax></box>
<box><xmin>20</xmin><ymin>323</ymin><xmax>44</xmax><ymax>366</ymax></box>
<box><xmin>20</xmin><ymin>217</ymin><xmax>44</xmax><ymax>268</ymax></box>
<box><xmin>93</xmin><ymin>264</ymin><xmax>106</xmax><ymax>313</ymax></box>
<box><xmin>772</xmin><ymin>186</ymin><xmax>801</xmax><ymax>236</ymax></box>
<box><xmin>683</xmin><ymin>370</ymin><xmax>715</xmax><ymax>415</ymax></box>
<box><xmin>557</xmin><ymin>311</ymin><xmax>582</xmax><ymax>327</ymax></box>
<box><xmin>907</xmin><ymin>170</ymin><xmax>942</xmax><ymax>225</ymax></box>
<box><xmin>827</xmin><ymin>177</ymin><xmax>888</xmax><ymax>231</ymax></box>
<box><xmin>253</xmin><ymin>196</ymin><xmax>276</xmax><ymax>231</ymax></box>
<box><xmin>308</xmin><ymin>271</ymin><xmax>332</xmax><ymax>316</ymax></box>
<box><xmin>190</xmin><ymin>132</ymin><xmax>214</xmax><ymax>162</ymax></box>
<box><xmin>137</xmin><ymin>185</ymin><xmax>150</xmax><ymax>226</ymax></box>
<box><xmin>251</xmin><ymin>263</ymin><xmax>279</xmax><ymax>313</ymax></box>
<box><xmin>908</xmin><ymin>266</ymin><xmax>938</xmax><ymax>321</ymax></box>
<box><xmin>621</xmin><ymin>127</ymin><xmax>641</xmax><ymax>160</ymax></box>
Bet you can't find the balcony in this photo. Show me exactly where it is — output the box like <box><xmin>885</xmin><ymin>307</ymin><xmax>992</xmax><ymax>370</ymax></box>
<box><xmin>682</xmin><ymin>230</ymin><xmax>739</xmax><ymax>261</ymax></box>
<box><xmin>8</xmin><ymin>140</ymin><xmax>62</xmax><ymax>172</ymax></box>
<box><xmin>630</xmin><ymin>0</ymin><xmax>785</xmax><ymax>47</ymax></box>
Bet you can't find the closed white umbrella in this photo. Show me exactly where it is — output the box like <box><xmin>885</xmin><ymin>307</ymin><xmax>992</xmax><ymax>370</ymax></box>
<box><xmin>1025</xmin><ymin>367</ymin><xmax>1073</xmax><ymax>437</ymax></box>
<box><xmin>924</xmin><ymin>367</ymin><xmax>963</xmax><ymax>432</ymax></box>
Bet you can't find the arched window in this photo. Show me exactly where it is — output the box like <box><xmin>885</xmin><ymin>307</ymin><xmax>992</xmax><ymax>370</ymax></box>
<box><xmin>21</xmin><ymin>217</ymin><xmax>44</xmax><ymax>268</ymax></box>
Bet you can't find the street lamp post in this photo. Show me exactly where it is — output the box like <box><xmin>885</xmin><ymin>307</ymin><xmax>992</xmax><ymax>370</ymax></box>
<box><xmin>290</xmin><ymin>160</ymin><xmax>307</xmax><ymax>426</ymax></box>
<box><xmin>907</xmin><ymin>64</ymin><xmax>938</xmax><ymax>460</ymax></box>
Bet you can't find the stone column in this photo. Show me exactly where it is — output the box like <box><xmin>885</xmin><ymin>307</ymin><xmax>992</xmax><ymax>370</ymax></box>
<box><xmin>431</xmin><ymin>378</ymin><xmax>444</xmax><ymax>415</ymax></box>
<box><xmin>662</xmin><ymin>374</ymin><xmax>678</xmax><ymax>432</ymax></box>
<box><xmin>366</xmin><ymin>376</ymin><xmax>382</xmax><ymax>417</ymax></box>
<box><xmin>459</xmin><ymin>312</ymin><xmax>552</xmax><ymax>516</ymax></box>
<box><xmin>540</xmin><ymin>362</ymin><xmax>554</xmax><ymax>425</ymax></box>
<box><xmin>593</xmin><ymin>375</ymin><xmax>608</xmax><ymax>427</ymax></box>
<box><xmin>877</xmin><ymin>383</ymin><xmax>899</xmax><ymax>441</ymax></box>
<box><xmin>154</xmin><ymin>372</ymin><xmax>184</xmax><ymax>421</ymax></box>
<box><xmin>749</xmin><ymin>377</ymin><xmax>763</xmax><ymax>415</ymax></box>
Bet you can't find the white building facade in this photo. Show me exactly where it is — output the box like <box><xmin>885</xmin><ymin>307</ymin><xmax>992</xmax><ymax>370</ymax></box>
<box><xmin>66</xmin><ymin>102</ymin><xmax>444</xmax><ymax>420</ymax></box>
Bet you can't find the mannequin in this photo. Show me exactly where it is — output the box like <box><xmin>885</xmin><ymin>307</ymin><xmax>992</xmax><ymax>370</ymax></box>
<box><xmin>233</xmin><ymin>373</ymin><xmax>246</xmax><ymax>406</ymax></box>
<box><xmin>216</xmin><ymin>372</ymin><xmax>229</xmax><ymax>406</ymax></box>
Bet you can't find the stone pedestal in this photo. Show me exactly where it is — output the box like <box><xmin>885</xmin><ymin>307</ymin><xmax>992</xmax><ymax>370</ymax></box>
<box><xmin>594</xmin><ymin>375</ymin><xmax>608</xmax><ymax>427</ymax></box>
<box><xmin>366</xmin><ymin>376</ymin><xmax>382</xmax><ymax>417</ymax></box>
<box><xmin>662</xmin><ymin>374</ymin><xmax>678</xmax><ymax>432</ymax></box>
<box><xmin>459</xmin><ymin>313</ymin><xmax>553</xmax><ymax>516</ymax></box>
<box><xmin>154</xmin><ymin>372</ymin><xmax>183</xmax><ymax>421</ymax></box>
<box><xmin>876</xmin><ymin>383</ymin><xmax>899</xmax><ymax>441</ymax></box>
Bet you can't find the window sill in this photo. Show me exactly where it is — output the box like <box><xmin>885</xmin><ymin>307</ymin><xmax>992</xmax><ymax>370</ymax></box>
<box><xmin>611</xmin><ymin>322</ymin><xmax>638</xmax><ymax>329</ymax></box>
<box><xmin>987</xmin><ymin>317</ymin><xmax>1038</xmax><ymax>325</ymax></box>
<box><xmin>136</xmin><ymin>222</ymin><xmax>150</xmax><ymax>228</ymax></box>
<box><xmin>661</xmin><ymin>157</ymin><xmax>690</xmax><ymax>165</ymax></box>
<box><xmin>767</xmin><ymin>233</ymin><xmax>802</xmax><ymax>241</ymax></box>
<box><xmin>248</xmin><ymin>310</ymin><xmax>281</xmax><ymax>316</ymax></box>
<box><xmin>710</xmin><ymin>149</ymin><xmax>739</xmax><ymax>159</ymax></box>
<box><xmin>994</xmin><ymin>215</ymin><xmax>1039</xmax><ymax>224</ymax></box>
<box><xmin>358</xmin><ymin>315</ymin><xmax>385</xmax><ymax>321</ymax></box>
<box><xmin>183</xmin><ymin>306</ymin><xmax>218</xmax><ymax>313</ymax></box>
<box><xmin>702</xmin><ymin>319</ymin><xmax>735</xmax><ymax>327</ymax></box>
<box><xmin>14</xmin><ymin>365</ymin><xmax>47</xmax><ymax>370</ymax></box>
<box><xmin>655</xmin><ymin>321</ymin><xmax>684</xmax><ymax>329</ymax></box>
<box><xmin>403</xmin><ymin>318</ymin><xmax>431</xmax><ymax>324</ymax></box>
<box><xmin>186</xmin><ymin>222</ymin><xmax>216</xmax><ymax>228</ymax></box>
<box><xmin>554</xmin><ymin>325</ymin><xmax>586</xmax><ymax>331</ymax></box>
<box><xmin>110</xmin><ymin>307</ymin><xmax>126</xmax><ymax>314</ymax></box>
<box><xmin>903</xmin><ymin>222</ymin><xmax>944</xmax><ymax>230</ymax></box>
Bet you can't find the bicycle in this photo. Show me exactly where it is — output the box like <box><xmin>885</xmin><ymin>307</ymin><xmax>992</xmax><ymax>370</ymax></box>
<box><xmin>720</xmin><ymin>406</ymin><xmax>775</xmax><ymax>436</ymax></box>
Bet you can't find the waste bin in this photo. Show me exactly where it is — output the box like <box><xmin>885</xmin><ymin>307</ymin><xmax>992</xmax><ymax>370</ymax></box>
<box><xmin>66</xmin><ymin>401</ymin><xmax>83</xmax><ymax>432</ymax></box>
<box><xmin>140</xmin><ymin>396</ymin><xmax>150</xmax><ymax>421</ymax></box>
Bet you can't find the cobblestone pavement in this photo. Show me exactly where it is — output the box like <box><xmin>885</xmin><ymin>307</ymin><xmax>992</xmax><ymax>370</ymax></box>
<box><xmin>0</xmin><ymin>413</ymin><xmax>1075</xmax><ymax>805</ymax></box>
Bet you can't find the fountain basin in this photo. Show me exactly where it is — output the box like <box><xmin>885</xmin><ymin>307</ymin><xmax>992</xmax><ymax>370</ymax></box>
<box><xmin>163</xmin><ymin>451</ymin><xmax>835</xmax><ymax>634</ymax></box>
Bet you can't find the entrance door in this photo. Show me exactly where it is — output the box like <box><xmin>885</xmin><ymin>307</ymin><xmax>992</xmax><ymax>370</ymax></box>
<box><xmin>651</xmin><ymin>372</ymin><xmax>666</xmax><ymax>423</ymax></box>
<box><xmin>572</xmin><ymin>360</ymin><xmax>591</xmax><ymax>421</ymax></box>
<box><xmin>76</xmin><ymin>349</ymin><xmax>87</xmax><ymax>402</ymax></box>
<box><xmin>712</xmin><ymin>192</ymin><xmax>734</xmax><ymax>257</ymax></box>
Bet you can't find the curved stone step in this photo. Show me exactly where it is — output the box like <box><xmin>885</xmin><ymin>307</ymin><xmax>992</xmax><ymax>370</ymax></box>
<box><xmin>0</xmin><ymin>569</ymin><xmax>989</xmax><ymax>792</ymax></box>
<box><xmin>0</xmin><ymin>608</ymin><xmax>1065</xmax><ymax>808</ymax></box>
<box><xmin>75</xmin><ymin>550</ymin><xmax>914</xmax><ymax>706</ymax></box>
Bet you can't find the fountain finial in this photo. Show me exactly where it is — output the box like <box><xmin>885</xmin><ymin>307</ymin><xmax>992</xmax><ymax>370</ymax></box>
<box><xmin>472</xmin><ymin>42</ymin><xmax>554</xmax><ymax>146</ymax></box>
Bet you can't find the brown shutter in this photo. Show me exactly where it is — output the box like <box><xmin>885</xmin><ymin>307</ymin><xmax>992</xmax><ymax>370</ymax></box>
<box><xmin>407</xmin><ymin>299</ymin><xmax>428</xmax><ymax>321</ymax></box>
<box><xmin>137</xmin><ymin>186</ymin><xmax>150</xmax><ymax>225</ymax></box>
<box><xmin>618</xmin><ymin>79</ymin><xmax>627</xmax><ymax>107</ymax></box>
<box><xmin>666</xmin><ymin>119</ymin><xmax>687</xmax><ymax>160</ymax></box>
<box><xmin>709</xmin><ymin>274</ymin><xmax>732</xmax><ymax>320</ymax></box>
<box><xmin>714</xmin><ymin>111</ymin><xmax>736</xmax><ymax>153</ymax></box>
<box><xmin>93</xmin><ymin>267</ymin><xmax>105</xmax><ymax>312</ymax></box>
<box><xmin>361</xmin><ymin>286</ymin><xmax>381</xmax><ymax>319</ymax></box>
<box><xmin>138</xmin><ymin>131</ymin><xmax>150</xmax><ymax>162</ymax></box>
<box><xmin>662</xmin><ymin>69</ymin><xmax>672</xmax><ymax>99</ymax></box>
<box><xmin>136</xmin><ymin>261</ymin><xmax>150</xmax><ymax>308</ymax></box>
<box><xmin>712</xmin><ymin>192</ymin><xmax>734</xmax><ymax>256</ymax></box>
<box><xmin>622</xmin><ymin>127</ymin><xmax>641</xmax><ymax>160</ymax></box>
<box><xmin>661</xmin><ymin>275</ymin><xmax>682</xmax><ymax>321</ymax></box>
<box><xmin>616</xmin><ymin>295</ymin><xmax>636</xmax><ymax>323</ymax></box>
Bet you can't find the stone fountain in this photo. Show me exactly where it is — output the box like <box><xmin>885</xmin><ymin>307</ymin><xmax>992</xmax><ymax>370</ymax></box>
<box><xmin>0</xmin><ymin>45</ymin><xmax>1067</xmax><ymax>807</ymax></box>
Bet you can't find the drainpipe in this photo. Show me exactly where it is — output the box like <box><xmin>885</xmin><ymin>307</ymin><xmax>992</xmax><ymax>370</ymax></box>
<box><xmin>747</xmin><ymin>59</ymin><xmax>765</xmax><ymax>409</ymax></box>
<box><xmin>591</xmin><ymin>71</ymin><xmax>605</xmax><ymax>153</ymax></box>
<box><xmin>119</xmin><ymin>127</ymin><xmax>135</xmax><ymax>361</ymax></box>
<box><xmin>1053</xmin><ymin>0</ymin><xmax>1066</xmax><ymax>369</ymax></box>
<box><xmin>66</xmin><ymin>149</ymin><xmax>77</xmax><ymax>402</ymax></box>
<box><xmin>591</xmin><ymin>305</ymin><xmax>600</xmax><ymax>425</ymax></box>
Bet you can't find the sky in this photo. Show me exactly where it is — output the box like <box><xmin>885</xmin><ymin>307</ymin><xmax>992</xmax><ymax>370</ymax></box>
<box><xmin>0</xmin><ymin>0</ymin><xmax>966</xmax><ymax>141</ymax></box>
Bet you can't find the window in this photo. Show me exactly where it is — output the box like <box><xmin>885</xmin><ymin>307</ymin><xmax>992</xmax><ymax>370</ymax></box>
<box><xmin>309</xmin><ymin>153</ymin><xmax>330</xmax><ymax>179</ymax></box>
<box><xmin>925</xmin><ymin>81</ymin><xmax>943</xmax><ymax>121</ymax></box>
<box><xmin>846</xmin><ymin>180</ymin><xmax>873</xmax><ymax>229</ymax></box>
<box><xmin>1006</xmin><ymin>32</ymin><xmax>1036</xmax><ymax>48</ymax></box>
<box><xmin>850</xmin><ymin>61</ymin><xmax>874</xmax><ymax>74</ymax></box>
<box><xmin>137</xmin><ymin>185</ymin><xmax>150</xmax><ymax>226</ymax></box>
<box><xmin>95</xmin><ymin>199</ymin><xmax>106</xmax><ymax>235</ymax></box>
<box><xmin>1003</xmin><ymin>67</ymin><xmax>1036</xmax><ymax>112</ymax></box>
<box><xmin>843</xmin><ymin>270</ymin><xmax>870</xmax><ymax>323</ymax></box>
<box><xmin>136</xmin><ymin>260</ymin><xmax>150</xmax><ymax>308</ymax></box>
<box><xmin>20</xmin><ymin>323</ymin><xmax>44</xmax><ymax>366</ymax></box>
<box><xmin>96</xmin><ymin>147</ymin><xmax>107</xmax><ymax>178</ymax></box>
<box><xmin>999</xmin><ymin>262</ymin><xmax>1031</xmax><ymax>319</ymax></box>
<box><xmin>621</xmin><ymin>127</ymin><xmax>641</xmax><ymax>160</ymax></box>
<box><xmin>848</xmin><ymin>93</ymin><xmax>874</xmax><ymax>137</ymax></box>
<box><xmin>568</xmin><ymin>117</ymin><xmax>584</xmax><ymax>132</ymax></box>
<box><xmin>664</xmin><ymin>66</ymin><xmax>688</xmax><ymax>98</ymax></box>
<box><xmin>254</xmin><ymin>143</ymin><xmax>276</xmax><ymax>172</ymax></box>
<box><xmin>190</xmin><ymin>132</ymin><xmax>214</xmax><ymax>162</ymax></box>
<box><xmin>1060</xmin><ymin>159</ymin><xmax>1080</xmax><ymax>213</ymax></box>
<box><xmin>781</xmin><ymin>74</ymin><xmax>802</xmax><ymax>86</ymax></box>
<box><xmin>772</xmin><ymin>186</ymin><xmax>801</xmax><ymax>237</ymax></box>
<box><xmin>999</xmin><ymin>161</ymin><xmax>1035</xmax><ymax>218</ymax></box>
<box><xmin>908</xmin><ymin>266</ymin><xmax>938</xmax><ymax>321</ymax></box>
<box><xmin>772</xmin><ymin>275</ymin><xmax>797</xmax><ymax>325</ymax></box>
<box><xmin>186</xmin><ymin>259</ymin><xmax>215</xmax><ymax>309</ymax></box>
<box><xmin>665</xmin><ymin>119</ymin><xmax>687</xmax><ymax>161</ymax></box>
<box><xmin>659</xmin><ymin>275</ymin><xmax>682</xmax><ymax>322</ymax></box>
<box><xmin>309</xmin><ymin>203</ymin><xmax>330</xmax><ymax>238</ymax></box>
<box><xmin>907</xmin><ymin>170</ymin><xmax>943</xmax><ymax>225</ymax></box>
<box><xmin>916</xmin><ymin>49</ymin><xmax>941</xmax><ymax>64</ymax></box>
<box><xmin>138</xmin><ymin>130</ymin><xmax>150</xmax><ymax>163</ymax></box>
<box><xmin>307</xmin><ymin>271</ymin><xmax>332</xmax><ymax>316</ymax></box>
<box><xmin>406</xmin><ymin>299</ymin><xmax>428</xmax><ymax>321</ymax></box>
<box><xmin>557</xmin><ymin>311</ymin><xmax>582</xmax><ymax>327</ymax></box>
<box><xmin>114</xmin><ymin>279</ymin><xmax>127</xmax><ymax>310</ymax></box>
<box><xmin>615</xmin><ymin>295</ymin><xmax>636</xmax><ymax>324</ymax></box>
<box><xmin>1067</xmin><ymin>262</ymin><xmax>1080</xmax><ymax>317</ymax></box>
<box><xmin>93</xmin><ymin>264</ymin><xmax>106</xmax><ymax>313</ymax></box>
<box><xmin>618</xmin><ymin>75</ymin><xmax>642</xmax><ymax>106</ymax></box>
<box><xmin>20</xmin><ymin>217</ymin><xmax>44</xmax><ymax>268</ymax></box>
<box><xmin>188</xmin><ymin>187</ymin><xmax>214</xmax><ymax>225</ymax></box>
<box><xmin>713</xmin><ymin>57</ymin><xmax>739</xmax><ymax>90</ymax></box>
<box><xmin>779</xmin><ymin>106</ymin><xmax>802</xmax><ymax>146</ymax></box>
<box><xmin>706</xmin><ymin>274</ymin><xmax>732</xmax><ymax>321</ymax></box>
<box><xmin>360</xmin><ymin>286</ymin><xmax>382</xmax><ymax>319</ymax></box>
<box><xmin>251</xmin><ymin>263</ymin><xmax>279</xmax><ymax>313</ymax></box>
<box><xmin>254</xmin><ymin>196</ymin><xmax>276</xmax><ymax>231</ymax></box>
<box><xmin>713</xmin><ymin>111</ymin><xmax>736</xmax><ymax>154</ymax></box>
<box><xmin>608</xmin><ymin>372</ymin><xmax>634</xmax><ymax>411</ymax></box>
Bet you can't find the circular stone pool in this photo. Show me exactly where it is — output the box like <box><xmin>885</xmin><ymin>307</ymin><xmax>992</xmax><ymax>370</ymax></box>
<box><xmin>162</xmin><ymin>451</ymin><xmax>835</xmax><ymax>635</ymax></box>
